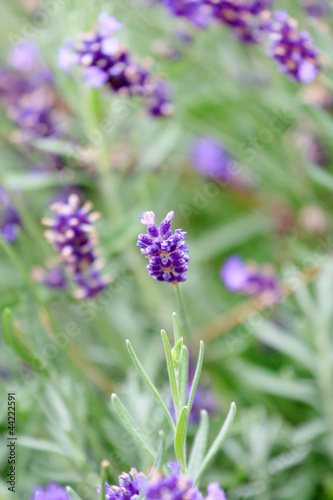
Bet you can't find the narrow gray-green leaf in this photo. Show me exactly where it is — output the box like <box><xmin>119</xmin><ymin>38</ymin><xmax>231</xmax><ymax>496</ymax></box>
<box><xmin>188</xmin><ymin>410</ymin><xmax>209</xmax><ymax>478</ymax></box>
<box><xmin>126</xmin><ymin>340</ymin><xmax>175</xmax><ymax>432</ymax></box>
<box><xmin>111</xmin><ymin>394</ymin><xmax>155</xmax><ymax>461</ymax></box>
<box><xmin>154</xmin><ymin>430</ymin><xmax>166</xmax><ymax>471</ymax></box>
<box><xmin>195</xmin><ymin>402</ymin><xmax>236</xmax><ymax>483</ymax></box>
<box><xmin>187</xmin><ymin>341</ymin><xmax>204</xmax><ymax>418</ymax></box>
<box><xmin>66</xmin><ymin>487</ymin><xmax>84</xmax><ymax>500</ymax></box>
<box><xmin>161</xmin><ymin>329</ymin><xmax>180</xmax><ymax>417</ymax></box>
<box><xmin>175</xmin><ymin>406</ymin><xmax>188</xmax><ymax>474</ymax></box>
<box><xmin>179</xmin><ymin>346</ymin><xmax>189</xmax><ymax>409</ymax></box>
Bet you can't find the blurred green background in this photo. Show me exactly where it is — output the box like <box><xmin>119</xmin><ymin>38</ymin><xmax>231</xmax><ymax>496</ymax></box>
<box><xmin>1</xmin><ymin>0</ymin><xmax>333</xmax><ymax>499</ymax></box>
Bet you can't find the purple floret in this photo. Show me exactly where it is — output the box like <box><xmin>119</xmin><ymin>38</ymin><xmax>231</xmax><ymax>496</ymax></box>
<box><xmin>137</xmin><ymin>211</ymin><xmax>189</xmax><ymax>284</ymax></box>
<box><xmin>0</xmin><ymin>186</ymin><xmax>20</xmax><ymax>243</ymax></box>
<box><xmin>265</xmin><ymin>10</ymin><xmax>320</xmax><ymax>84</ymax></box>
<box><xmin>59</xmin><ymin>13</ymin><xmax>173</xmax><ymax>117</ymax></box>
<box><xmin>30</xmin><ymin>483</ymin><xmax>69</xmax><ymax>500</ymax></box>
<box><xmin>221</xmin><ymin>255</ymin><xmax>281</xmax><ymax>302</ymax></box>
<box><xmin>42</xmin><ymin>194</ymin><xmax>110</xmax><ymax>299</ymax></box>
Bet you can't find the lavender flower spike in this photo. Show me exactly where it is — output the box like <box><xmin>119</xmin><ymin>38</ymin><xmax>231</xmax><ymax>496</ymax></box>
<box><xmin>59</xmin><ymin>13</ymin><xmax>173</xmax><ymax>117</ymax></box>
<box><xmin>137</xmin><ymin>211</ymin><xmax>189</xmax><ymax>283</ymax></box>
<box><xmin>30</xmin><ymin>483</ymin><xmax>69</xmax><ymax>500</ymax></box>
<box><xmin>265</xmin><ymin>11</ymin><xmax>320</xmax><ymax>84</ymax></box>
<box><xmin>147</xmin><ymin>463</ymin><xmax>228</xmax><ymax>500</ymax></box>
<box><xmin>221</xmin><ymin>255</ymin><xmax>282</xmax><ymax>304</ymax></box>
<box><xmin>42</xmin><ymin>194</ymin><xmax>111</xmax><ymax>299</ymax></box>
<box><xmin>99</xmin><ymin>468</ymin><xmax>148</xmax><ymax>500</ymax></box>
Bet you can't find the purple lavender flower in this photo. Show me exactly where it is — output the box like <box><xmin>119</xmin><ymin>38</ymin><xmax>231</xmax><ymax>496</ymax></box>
<box><xmin>32</xmin><ymin>265</ymin><xmax>67</xmax><ymax>290</ymax></box>
<box><xmin>221</xmin><ymin>255</ymin><xmax>281</xmax><ymax>303</ymax></box>
<box><xmin>30</xmin><ymin>483</ymin><xmax>69</xmax><ymax>500</ymax></box>
<box><xmin>147</xmin><ymin>464</ymin><xmax>227</xmax><ymax>500</ymax></box>
<box><xmin>100</xmin><ymin>469</ymin><xmax>148</xmax><ymax>500</ymax></box>
<box><xmin>205</xmin><ymin>483</ymin><xmax>227</xmax><ymax>500</ymax></box>
<box><xmin>304</xmin><ymin>2</ymin><xmax>330</xmax><ymax>18</ymax></box>
<box><xmin>9</xmin><ymin>40</ymin><xmax>41</xmax><ymax>73</ymax></box>
<box><xmin>155</xmin><ymin>0</ymin><xmax>214</xmax><ymax>28</ymax></box>
<box><xmin>208</xmin><ymin>0</ymin><xmax>273</xmax><ymax>43</ymax></box>
<box><xmin>137</xmin><ymin>211</ymin><xmax>189</xmax><ymax>284</ymax></box>
<box><xmin>154</xmin><ymin>0</ymin><xmax>272</xmax><ymax>42</ymax></box>
<box><xmin>190</xmin><ymin>136</ymin><xmax>234</xmax><ymax>183</ymax></box>
<box><xmin>0</xmin><ymin>186</ymin><xmax>20</xmax><ymax>243</ymax></box>
<box><xmin>147</xmin><ymin>463</ymin><xmax>203</xmax><ymax>500</ymax></box>
<box><xmin>265</xmin><ymin>11</ymin><xmax>320</xmax><ymax>84</ymax></box>
<box><xmin>59</xmin><ymin>13</ymin><xmax>173</xmax><ymax>117</ymax></box>
<box><xmin>190</xmin><ymin>136</ymin><xmax>254</xmax><ymax>190</ymax></box>
<box><xmin>42</xmin><ymin>194</ymin><xmax>111</xmax><ymax>299</ymax></box>
<box><xmin>0</xmin><ymin>41</ymin><xmax>59</xmax><ymax>138</ymax></box>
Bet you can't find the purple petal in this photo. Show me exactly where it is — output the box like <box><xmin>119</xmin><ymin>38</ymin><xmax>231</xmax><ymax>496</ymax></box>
<box><xmin>206</xmin><ymin>483</ymin><xmax>227</xmax><ymax>500</ymax></box>
<box><xmin>98</xmin><ymin>13</ymin><xmax>122</xmax><ymax>35</ymax></box>
<box><xmin>220</xmin><ymin>255</ymin><xmax>249</xmax><ymax>292</ymax></box>
<box><xmin>83</xmin><ymin>66</ymin><xmax>108</xmax><ymax>87</ymax></box>
<box><xmin>101</xmin><ymin>37</ymin><xmax>119</xmax><ymax>56</ymax></box>
<box><xmin>298</xmin><ymin>60</ymin><xmax>318</xmax><ymax>84</ymax></box>
<box><xmin>139</xmin><ymin>211</ymin><xmax>156</xmax><ymax>225</ymax></box>
<box><xmin>58</xmin><ymin>47</ymin><xmax>79</xmax><ymax>70</ymax></box>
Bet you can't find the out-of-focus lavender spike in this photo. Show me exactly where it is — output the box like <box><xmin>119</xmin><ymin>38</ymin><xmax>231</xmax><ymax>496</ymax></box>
<box><xmin>265</xmin><ymin>11</ymin><xmax>320</xmax><ymax>84</ymax></box>
<box><xmin>58</xmin><ymin>13</ymin><xmax>173</xmax><ymax>117</ymax></box>
<box><xmin>221</xmin><ymin>255</ymin><xmax>282</xmax><ymax>304</ymax></box>
<box><xmin>42</xmin><ymin>195</ymin><xmax>111</xmax><ymax>299</ymax></box>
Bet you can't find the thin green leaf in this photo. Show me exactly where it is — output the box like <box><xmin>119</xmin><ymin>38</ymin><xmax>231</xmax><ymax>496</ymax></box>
<box><xmin>66</xmin><ymin>487</ymin><xmax>84</xmax><ymax>500</ymax></box>
<box><xmin>1</xmin><ymin>308</ymin><xmax>48</xmax><ymax>375</ymax></box>
<box><xmin>126</xmin><ymin>340</ymin><xmax>175</xmax><ymax>432</ymax></box>
<box><xmin>195</xmin><ymin>402</ymin><xmax>236</xmax><ymax>484</ymax></box>
<box><xmin>154</xmin><ymin>430</ymin><xmax>166</xmax><ymax>471</ymax></box>
<box><xmin>188</xmin><ymin>410</ymin><xmax>209</xmax><ymax>478</ymax></box>
<box><xmin>161</xmin><ymin>329</ymin><xmax>180</xmax><ymax>418</ymax></box>
<box><xmin>174</xmin><ymin>406</ymin><xmax>188</xmax><ymax>474</ymax></box>
<box><xmin>173</xmin><ymin>312</ymin><xmax>181</xmax><ymax>345</ymax></box>
<box><xmin>187</xmin><ymin>341</ymin><xmax>204</xmax><ymax>418</ymax></box>
<box><xmin>111</xmin><ymin>394</ymin><xmax>155</xmax><ymax>461</ymax></box>
<box><xmin>179</xmin><ymin>346</ymin><xmax>189</xmax><ymax>409</ymax></box>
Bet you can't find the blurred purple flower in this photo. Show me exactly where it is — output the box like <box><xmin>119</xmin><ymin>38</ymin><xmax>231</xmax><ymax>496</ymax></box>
<box><xmin>98</xmin><ymin>465</ymin><xmax>227</xmax><ymax>500</ymax></box>
<box><xmin>0</xmin><ymin>41</ymin><xmax>59</xmax><ymax>138</ymax></box>
<box><xmin>30</xmin><ymin>483</ymin><xmax>69</xmax><ymax>500</ymax></box>
<box><xmin>59</xmin><ymin>13</ymin><xmax>173</xmax><ymax>117</ymax></box>
<box><xmin>9</xmin><ymin>40</ymin><xmax>40</xmax><ymax>72</ymax></box>
<box><xmin>221</xmin><ymin>255</ymin><xmax>281</xmax><ymax>303</ymax></box>
<box><xmin>304</xmin><ymin>2</ymin><xmax>330</xmax><ymax>18</ymax></box>
<box><xmin>42</xmin><ymin>194</ymin><xmax>111</xmax><ymax>299</ymax></box>
<box><xmin>265</xmin><ymin>11</ymin><xmax>320</xmax><ymax>84</ymax></box>
<box><xmin>209</xmin><ymin>0</ymin><xmax>273</xmax><ymax>43</ymax></box>
<box><xmin>137</xmin><ymin>211</ymin><xmax>189</xmax><ymax>283</ymax></box>
<box><xmin>190</xmin><ymin>136</ymin><xmax>234</xmax><ymax>183</ymax></box>
<box><xmin>154</xmin><ymin>0</ymin><xmax>272</xmax><ymax>42</ymax></box>
<box><xmin>156</xmin><ymin>0</ymin><xmax>214</xmax><ymax>28</ymax></box>
<box><xmin>99</xmin><ymin>469</ymin><xmax>147</xmax><ymax>500</ymax></box>
<box><xmin>32</xmin><ymin>266</ymin><xmax>67</xmax><ymax>290</ymax></box>
<box><xmin>0</xmin><ymin>186</ymin><xmax>20</xmax><ymax>243</ymax></box>
<box><xmin>147</xmin><ymin>464</ymin><xmax>227</xmax><ymax>500</ymax></box>
<box><xmin>57</xmin><ymin>47</ymin><xmax>79</xmax><ymax>70</ymax></box>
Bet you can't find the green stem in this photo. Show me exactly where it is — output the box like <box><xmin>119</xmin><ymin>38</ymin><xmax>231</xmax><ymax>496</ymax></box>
<box><xmin>100</xmin><ymin>460</ymin><xmax>109</xmax><ymax>500</ymax></box>
<box><xmin>175</xmin><ymin>283</ymin><xmax>193</xmax><ymax>347</ymax></box>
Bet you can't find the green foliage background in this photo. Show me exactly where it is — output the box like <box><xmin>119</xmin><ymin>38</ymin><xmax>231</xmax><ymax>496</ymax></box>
<box><xmin>0</xmin><ymin>0</ymin><xmax>333</xmax><ymax>499</ymax></box>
